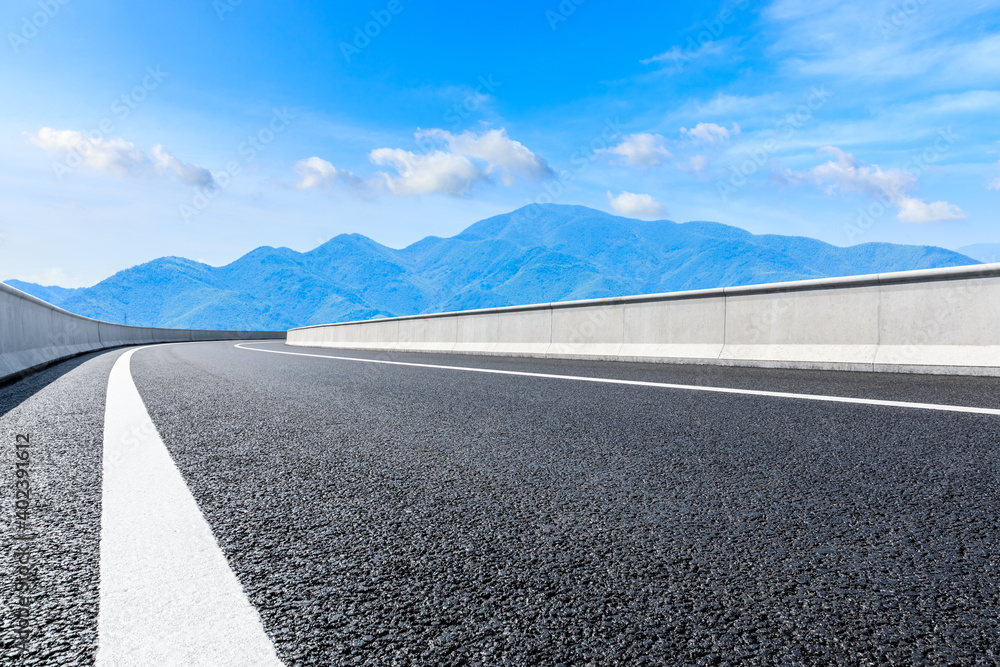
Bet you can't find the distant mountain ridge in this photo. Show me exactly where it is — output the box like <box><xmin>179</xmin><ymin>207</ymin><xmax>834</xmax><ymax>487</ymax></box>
<box><xmin>956</xmin><ymin>244</ymin><xmax>1000</xmax><ymax>264</ymax></box>
<box><xmin>6</xmin><ymin>282</ymin><xmax>86</xmax><ymax>305</ymax></box>
<box><xmin>5</xmin><ymin>204</ymin><xmax>979</xmax><ymax>330</ymax></box>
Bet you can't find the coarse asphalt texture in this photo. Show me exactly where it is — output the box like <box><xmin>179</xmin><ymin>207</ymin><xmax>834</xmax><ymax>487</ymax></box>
<box><xmin>3</xmin><ymin>339</ymin><xmax>1000</xmax><ymax>665</ymax></box>
<box><xmin>1</xmin><ymin>348</ymin><xmax>124</xmax><ymax>666</ymax></box>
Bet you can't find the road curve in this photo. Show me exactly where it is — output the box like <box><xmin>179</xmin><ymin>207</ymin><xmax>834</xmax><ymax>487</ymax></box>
<box><xmin>3</xmin><ymin>340</ymin><xmax>1000</xmax><ymax>665</ymax></box>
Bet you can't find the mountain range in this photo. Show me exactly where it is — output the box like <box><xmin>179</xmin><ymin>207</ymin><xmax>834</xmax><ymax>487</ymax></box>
<box><xmin>5</xmin><ymin>204</ymin><xmax>980</xmax><ymax>331</ymax></box>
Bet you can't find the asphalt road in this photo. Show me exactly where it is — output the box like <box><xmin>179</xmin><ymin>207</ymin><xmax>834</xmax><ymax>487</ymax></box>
<box><xmin>3</xmin><ymin>340</ymin><xmax>1000</xmax><ymax>665</ymax></box>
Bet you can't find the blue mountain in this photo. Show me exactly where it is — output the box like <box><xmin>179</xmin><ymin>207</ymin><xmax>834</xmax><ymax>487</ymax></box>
<box><xmin>956</xmin><ymin>244</ymin><xmax>1000</xmax><ymax>264</ymax></box>
<box><xmin>5</xmin><ymin>204</ymin><xmax>979</xmax><ymax>330</ymax></box>
<box><xmin>6</xmin><ymin>282</ymin><xmax>86</xmax><ymax>305</ymax></box>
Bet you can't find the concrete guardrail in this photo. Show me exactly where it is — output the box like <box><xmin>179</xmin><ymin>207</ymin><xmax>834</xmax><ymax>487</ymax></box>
<box><xmin>287</xmin><ymin>263</ymin><xmax>1000</xmax><ymax>376</ymax></box>
<box><xmin>0</xmin><ymin>282</ymin><xmax>285</xmax><ymax>385</ymax></box>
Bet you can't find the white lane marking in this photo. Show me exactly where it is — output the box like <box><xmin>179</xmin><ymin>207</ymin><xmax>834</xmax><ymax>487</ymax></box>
<box><xmin>97</xmin><ymin>347</ymin><xmax>283</xmax><ymax>666</ymax></box>
<box><xmin>235</xmin><ymin>342</ymin><xmax>1000</xmax><ymax>417</ymax></box>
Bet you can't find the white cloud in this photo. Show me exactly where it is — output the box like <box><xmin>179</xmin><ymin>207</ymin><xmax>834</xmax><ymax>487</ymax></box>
<box><xmin>899</xmin><ymin>90</ymin><xmax>1000</xmax><ymax>117</ymax></box>
<box><xmin>364</xmin><ymin>127</ymin><xmax>550</xmax><ymax>196</ymax></box>
<box><xmin>27</xmin><ymin>128</ymin><xmax>215</xmax><ymax>188</ymax></box>
<box><xmin>417</xmin><ymin>128</ymin><xmax>552</xmax><ymax>184</ymax></box>
<box><xmin>782</xmin><ymin>146</ymin><xmax>966</xmax><ymax>223</ymax></box>
<box><xmin>293</xmin><ymin>157</ymin><xmax>366</xmax><ymax>191</ymax></box>
<box><xmin>764</xmin><ymin>0</ymin><xmax>1000</xmax><ymax>87</ymax></box>
<box><xmin>29</xmin><ymin>128</ymin><xmax>147</xmax><ymax>174</ymax></box>
<box><xmin>680</xmin><ymin>122</ymin><xmax>740</xmax><ymax>144</ymax></box>
<box><xmin>151</xmin><ymin>145</ymin><xmax>215</xmax><ymax>187</ymax></box>
<box><xmin>370</xmin><ymin>148</ymin><xmax>485</xmax><ymax>196</ymax></box>
<box><xmin>607</xmin><ymin>191</ymin><xmax>667</xmax><ymax>218</ymax></box>
<box><xmin>641</xmin><ymin>40</ymin><xmax>731</xmax><ymax>70</ymax></box>
<box><xmin>599</xmin><ymin>133</ymin><xmax>672</xmax><ymax>167</ymax></box>
<box><xmin>895</xmin><ymin>199</ymin><xmax>966</xmax><ymax>223</ymax></box>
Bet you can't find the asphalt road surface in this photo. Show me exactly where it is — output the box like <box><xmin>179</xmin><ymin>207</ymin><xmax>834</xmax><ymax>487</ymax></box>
<box><xmin>2</xmin><ymin>340</ymin><xmax>999</xmax><ymax>665</ymax></box>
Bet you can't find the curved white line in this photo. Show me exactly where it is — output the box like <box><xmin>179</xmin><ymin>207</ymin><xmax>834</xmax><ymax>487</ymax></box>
<box><xmin>235</xmin><ymin>342</ymin><xmax>1000</xmax><ymax>417</ymax></box>
<box><xmin>98</xmin><ymin>346</ymin><xmax>284</xmax><ymax>666</ymax></box>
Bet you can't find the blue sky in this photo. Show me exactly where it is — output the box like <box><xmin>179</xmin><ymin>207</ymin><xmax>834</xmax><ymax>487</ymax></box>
<box><xmin>2</xmin><ymin>0</ymin><xmax>999</xmax><ymax>286</ymax></box>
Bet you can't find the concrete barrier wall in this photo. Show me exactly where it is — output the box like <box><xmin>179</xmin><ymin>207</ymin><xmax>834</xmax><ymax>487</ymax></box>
<box><xmin>287</xmin><ymin>263</ymin><xmax>1000</xmax><ymax>376</ymax></box>
<box><xmin>720</xmin><ymin>275</ymin><xmax>884</xmax><ymax>372</ymax></box>
<box><xmin>0</xmin><ymin>282</ymin><xmax>284</xmax><ymax>384</ymax></box>
<box><xmin>619</xmin><ymin>290</ymin><xmax>727</xmax><ymax>362</ymax></box>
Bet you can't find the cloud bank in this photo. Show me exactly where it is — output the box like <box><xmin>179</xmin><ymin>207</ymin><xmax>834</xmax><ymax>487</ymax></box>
<box><xmin>782</xmin><ymin>146</ymin><xmax>965</xmax><ymax>223</ymax></box>
<box><xmin>295</xmin><ymin>127</ymin><xmax>551</xmax><ymax>197</ymax></box>
<box><xmin>292</xmin><ymin>157</ymin><xmax>366</xmax><ymax>191</ymax></box>
<box><xmin>599</xmin><ymin>133</ymin><xmax>672</xmax><ymax>167</ymax></box>
<box><xmin>28</xmin><ymin>128</ymin><xmax>215</xmax><ymax>187</ymax></box>
<box><xmin>607</xmin><ymin>191</ymin><xmax>666</xmax><ymax>218</ymax></box>
<box><xmin>680</xmin><ymin>122</ymin><xmax>740</xmax><ymax>144</ymax></box>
